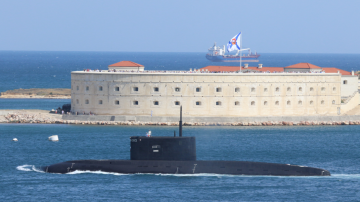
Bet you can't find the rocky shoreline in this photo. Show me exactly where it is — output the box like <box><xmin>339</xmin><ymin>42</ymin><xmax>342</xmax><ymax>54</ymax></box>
<box><xmin>2</xmin><ymin>112</ymin><xmax>360</xmax><ymax>126</ymax></box>
<box><xmin>0</xmin><ymin>88</ymin><xmax>71</xmax><ymax>99</ymax></box>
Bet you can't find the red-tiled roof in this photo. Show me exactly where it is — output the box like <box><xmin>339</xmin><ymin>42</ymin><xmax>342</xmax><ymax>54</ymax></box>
<box><xmin>285</xmin><ymin>63</ymin><xmax>321</xmax><ymax>69</ymax></box>
<box><xmin>109</xmin><ymin>61</ymin><xmax>144</xmax><ymax>67</ymax></box>
<box><xmin>200</xmin><ymin>66</ymin><xmax>284</xmax><ymax>72</ymax></box>
<box><xmin>322</xmin><ymin>68</ymin><xmax>352</xmax><ymax>75</ymax></box>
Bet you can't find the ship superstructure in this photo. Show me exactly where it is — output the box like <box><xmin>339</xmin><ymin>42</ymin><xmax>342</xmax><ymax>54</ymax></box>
<box><xmin>206</xmin><ymin>43</ymin><xmax>260</xmax><ymax>62</ymax></box>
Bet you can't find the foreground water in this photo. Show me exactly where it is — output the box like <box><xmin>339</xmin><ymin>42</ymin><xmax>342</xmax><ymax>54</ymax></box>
<box><xmin>1</xmin><ymin>124</ymin><xmax>360</xmax><ymax>201</ymax></box>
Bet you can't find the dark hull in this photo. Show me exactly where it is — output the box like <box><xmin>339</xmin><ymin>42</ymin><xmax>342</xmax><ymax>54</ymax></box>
<box><xmin>45</xmin><ymin>160</ymin><xmax>330</xmax><ymax>176</ymax></box>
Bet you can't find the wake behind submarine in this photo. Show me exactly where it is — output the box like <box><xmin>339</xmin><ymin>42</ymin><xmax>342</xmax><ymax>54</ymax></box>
<box><xmin>44</xmin><ymin>106</ymin><xmax>330</xmax><ymax>176</ymax></box>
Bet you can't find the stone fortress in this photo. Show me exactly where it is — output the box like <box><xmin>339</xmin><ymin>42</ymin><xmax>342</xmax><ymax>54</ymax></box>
<box><xmin>69</xmin><ymin>61</ymin><xmax>359</xmax><ymax>121</ymax></box>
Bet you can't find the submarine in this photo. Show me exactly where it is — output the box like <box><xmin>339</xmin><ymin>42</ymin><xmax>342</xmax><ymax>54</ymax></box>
<box><xmin>44</xmin><ymin>106</ymin><xmax>330</xmax><ymax>176</ymax></box>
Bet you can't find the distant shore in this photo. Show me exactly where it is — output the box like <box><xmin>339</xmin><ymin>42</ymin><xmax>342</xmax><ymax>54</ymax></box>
<box><xmin>0</xmin><ymin>88</ymin><xmax>71</xmax><ymax>99</ymax></box>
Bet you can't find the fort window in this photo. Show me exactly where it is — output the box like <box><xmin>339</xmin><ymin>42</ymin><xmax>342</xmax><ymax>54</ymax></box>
<box><xmin>332</xmin><ymin>100</ymin><xmax>335</xmax><ymax>104</ymax></box>
<box><xmin>76</xmin><ymin>99</ymin><xmax>79</xmax><ymax>104</ymax></box>
<box><xmin>275</xmin><ymin>87</ymin><xmax>279</xmax><ymax>92</ymax></box>
<box><xmin>196</xmin><ymin>101</ymin><xmax>201</xmax><ymax>106</ymax></box>
<box><xmin>251</xmin><ymin>87</ymin><xmax>255</xmax><ymax>92</ymax></box>
<box><xmin>234</xmin><ymin>101</ymin><xmax>240</xmax><ymax>106</ymax></box>
<box><xmin>216</xmin><ymin>101</ymin><xmax>222</xmax><ymax>106</ymax></box>
<box><xmin>235</xmin><ymin>87</ymin><xmax>240</xmax><ymax>92</ymax></box>
<box><xmin>175</xmin><ymin>87</ymin><xmax>181</xmax><ymax>92</ymax></box>
<box><xmin>264</xmin><ymin>101</ymin><xmax>268</xmax><ymax>106</ymax></box>
<box><xmin>321</xmin><ymin>100</ymin><xmax>325</xmax><ymax>105</ymax></box>
<box><xmin>86</xmin><ymin>86</ymin><xmax>89</xmax><ymax>91</ymax></box>
<box><xmin>321</xmin><ymin>87</ymin><xmax>326</xmax><ymax>91</ymax></box>
<box><xmin>85</xmin><ymin>99</ymin><xmax>89</xmax><ymax>104</ymax></box>
<box><xmin>196</xmin><ymin>87</ymin><xmax>201</xmax><ymax>92</ymax></box>
<box><xmin>299</xmin><ymin>87</ymin><xmax>302</xmax><ymax>91</ymax></box>
<box><xmin>154</xmin><ymin>87</ymin><xmax>159</xmax><ymax>92</ymax></box>
<box><xmin>310</xmin><ymin>101</ymin><xmax>314</xmax><ymax>105</ymax></box>
<box><xmin>76</xmin><ymin>86</ymin><xmax>79</xmax><ymax>91</ymax></box>
<box><xmin>333</xmin><ymin>87</ymin><xmax>336</xmax><ymax>91</ymax></box>
<box><xmin>275</xmin><ymin>101</ymin><xmax>279</xmax><ymax>105</ymax></box>
<box><xmin>298</xmin><ymin>101</ymin><xmax>302</xmax><ymax>105</ymax></box>
<box><xmin>153</xmin><ymin>101</ymin><xmax>159</xmax><ymax>105</ymax></box>
<box><xmin>287</xmin><ymin>87</ymin><xmax>291</xmax><ymax>92</ymax></box>
<box><xmin>99</xmin><ymin>100</ymin><xmax>103</xmax><ymax>105</ymax></box>
<box><xmin>287</xmin><ymin>101</ymin><xmax>291</xmax><ymax>105</ymax></box>
<box><xmin>115</xmin><ymin>87</ymin><xmax>119</xmax><ymax>91</ymax></box>
<box><xmin>264</xmin><ymin>88</ymin><xmax>268</xmax><ymax>92</ymax></box>
<box><xmin>310</xmin><ymin>87</ymin><xmax>314</xmax><ymax>91</ymax></box>
<box><xmin>133</xmin><ymin>87</ymin><xmax>138</xmax><ymax>91</ymax></box>
<box><xmin>216</xmin><ymin>87</ymin><xmax>222</xmax><ymax>92</ymax></box>
<box><xmin>251</xmin><ymin>101</ymin><xmax>255</xmax><ymax>106</ymax></box>
<box><xmin>99</xmin><ymin>86</ymin><xmax>103</xmax><ymax>91</ymax></box>
<box><xmin>133</xmin><ymin>101</ymin><xmax>139</xmax><ymax>105</ymax></box>
<box><xmin>343</xmin><ymin>80</ymin><xmax>348</xmax><ymax>84</ymax></box>
<box><xmin>115</xmin><ymin>100</ymin><xmax>119</xmax><ymax>105</ymax></box>
<box><xmin>175</xmin><ymin>101</ymin><xmax>180</xmax><ymax>105</ymax></box>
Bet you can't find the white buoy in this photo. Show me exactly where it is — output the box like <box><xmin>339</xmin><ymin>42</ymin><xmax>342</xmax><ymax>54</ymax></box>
<box><xmin>48</xmin><ymin>135</ymin><xmax>59</xmax><ymax>142</ymax></box>
<box><xmin>12</xmin><ymin>138</ymin><xmax>18</xmax><ymax>142</ymax></box>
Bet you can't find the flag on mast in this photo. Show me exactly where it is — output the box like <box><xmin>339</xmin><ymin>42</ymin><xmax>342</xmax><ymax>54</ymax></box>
<box><xmin>227</xmin><ymin>32</ymin><xmax>241</xmax><ymax>52</ymax></box>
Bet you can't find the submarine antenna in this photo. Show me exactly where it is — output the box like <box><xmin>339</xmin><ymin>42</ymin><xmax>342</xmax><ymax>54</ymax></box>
<box><xmin>179</xmin><ymin>105</ymin><xmax>182</xmax><ymax>137</ymax></box>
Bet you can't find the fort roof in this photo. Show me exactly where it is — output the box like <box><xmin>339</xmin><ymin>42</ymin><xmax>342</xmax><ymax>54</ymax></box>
<box><xmin>108</xmin><ymin>61</ymin><xmax>144</xmax><ymax>67</ymax></box>
<box><xmin>285</xmin><ymin>63</ymin><xmax>322</xmax><ymax>69</ymax></box>
<box><xmin>322</xmin><ymin>68</ymin><xmax>353</xmax><ymax>75</ymax></box>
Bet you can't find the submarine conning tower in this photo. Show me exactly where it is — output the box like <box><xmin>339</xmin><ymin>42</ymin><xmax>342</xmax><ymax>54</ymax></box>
<box><xmin>130</xmin><ymin>105</ymin><xmax>196</xmax><ymax>161</ymax></box>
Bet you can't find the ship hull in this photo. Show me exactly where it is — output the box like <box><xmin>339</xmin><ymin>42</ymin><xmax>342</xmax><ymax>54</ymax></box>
<box><xmin>206</xmin><ymin>55</ymin><xmax>260</xmax><ymax>62</ymax></box>
<box><xmin>45</xmin><ymin>160</ymin><xmax>330</xmax><ymax>176</ymax></box>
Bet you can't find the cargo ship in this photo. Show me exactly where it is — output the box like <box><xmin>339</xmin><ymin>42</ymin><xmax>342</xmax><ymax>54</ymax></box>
<box><xmin>206</xmin><ymin>43</ymin><xmax>260</xmax><ymax>62</ymax></box>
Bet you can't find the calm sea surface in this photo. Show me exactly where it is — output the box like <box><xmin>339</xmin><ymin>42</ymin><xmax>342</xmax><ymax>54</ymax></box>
<box><xmin>1</xmin><ymin>51</ymin><xmax>360</xmax><ymax>201</ymax></box>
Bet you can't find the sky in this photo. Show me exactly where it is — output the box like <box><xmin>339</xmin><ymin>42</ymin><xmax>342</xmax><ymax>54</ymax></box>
<box><xmin>0</xmin><ymin>0</ymin><xmax>359</xmax><ymax>53</ymax></box>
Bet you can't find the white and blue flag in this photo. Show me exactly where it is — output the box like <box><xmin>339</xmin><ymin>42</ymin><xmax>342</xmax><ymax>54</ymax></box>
<box><xmin>227</xmin><ymin>32</ymin><xmax>241</xmax><ymax>52</ymax></box>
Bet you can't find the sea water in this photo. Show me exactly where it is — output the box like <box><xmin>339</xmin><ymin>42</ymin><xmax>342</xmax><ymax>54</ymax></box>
<box><xmin>2</xmin><ymin>124</ymin><xmax>360</xmax><ymax>201</ymax></box>
<box><xmin>1</xmin><ymin>51</ymin><xmax>360</xmax><ymax>201</ymax></box>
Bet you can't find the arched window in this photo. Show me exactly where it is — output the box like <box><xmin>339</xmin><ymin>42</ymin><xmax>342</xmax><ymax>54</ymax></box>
<box><xmin>251</xmin><ymin>101</ymin><xmax>255</xmax><ymax>106</ymax></box>
<box><xmin>99</xmin><ymin>86</ymin><xmax>103</xmax><ymax>91</ymax></box>
<box><xmin>299</xmin><ymin>87</ymin><xmax>302</xmax><ymax>91</ymax></box>
<box><xmin>251</xmin><ymin>87</ymin><xmax>255</xmax><ymax>92</ymax></box>
<box><xmin>99</xmin><ymin>100</ymin><xmax>103</xmax><ymax>105</ymax></box>
<box><xmin>275</xmin><ymin>87</ymin><xmax>279</xmax><ymax>92</ymax></box>
<box><xmin>310</xmin><ymin>100</ymin><xmax>314</xmax><ymax>105</ymax></box>
<box><xmin>76</xmin><ymin>99</ymin><xmax>79</xmax><ymax>104</ymax></box>
<box><xmin>287</xmin><ymin>87</ymin><xmax>291</xmax><ymax>92</ymax></box>
<box><xmin>264</xmin><ymin>88</ymin><xmax>268</xmax><ymax>92</ymax></box>
<box><xmin>85</xmin><ymin>99</ymin><xmax>89</xmax><ymax>104</ymax></box>
<box><xmin>234</xmin><ymin>101</ymin><xmax>240</xmax><ymax>106</ymax></box>
<box><xmin>175</xmin><ymin>87</ymin><xmax>181</xmax><ymax>92</ymax></box>
<box><xmin>343</xmin><ymin>80</ymin><xmax>348</xmax><ymax>84</ymax></box>
<box><xmin>298</xmin><ymin>100</ymin><xmax>302</xmax><ymax>105</ymax></box>
<box><xmin>310</xmin><ymin>87</ymin><xmax>314</xmax><ymax>91</ymax></box>
<box><xmin>133</xmin><ymin>101</ymin><xmax>138</xmax><ymax>105</ymax></box>
<box><xmin>115</xmin><ymin>100</ymin><xmax>119</xmax><ymax>105</ymax></box>
<box><xmin>196</xmin><ymin>101</ymin><xmax>201</xmax><ymax>105</ymax></box>
<box><xmin>287</xmin><ymin>101</ymin><xmax>291</xmax><ymax>105</ymax></box>
<box><xmin>264</xmin><ymin>101</ymin><xmax>268</xmax><ymax>105</ymax></box>
<box><xmin>216</xmin><ymin>87</ymin><xmax>222</xmax><ymax>92</ymax></box>
<box><xmin>154</xmin><ymin>87</ymin><xmax>159</xmax><ymax>92</ymax></box>
<box><xmin>115</xmin><ymin>87</ymin><xmax>119</xmax><ymax>91</ymax></box>
<box><xmin>76</xmin><ymin>86</ymin><xmax>79</xmax><ymax>91</ymax></box>
<box><xmin>333</xmin><ymin>87</ymin><xmax>336</xmax><ymax>91</ymax></box>
<box><xmin>332</xmin><ymin>100</ymin><xmax>335</xmax><ymax>104</ymax></box>
<box><xmin>86</xmin><ymin>86</ymin><xmax>89</xmax><ymax>91</ymax></box>
<box><xmin>153</xmin><ymin>101</ymin><xmax>159</xmax><ymax>105</ymax></box>
<box><xmin>133</xmin><ymin>87</ymin><xmax>138</xmax><ymax>92</ymax></box>
<box><xmin>321</xmin><ymin>87</ymin><xmax>325</xmax><ymax>91</ymax></box>
<box><xmin>175</xmin><ymin>101</ymin><xmax>180</xmax><ymax>105</ymax></box>
<box><xmin>275</xmin><ymin>101</ymin><xmax>279</xmax><ymax>105</ymax></box>
<box><xmin>235</xmin><ymin>87</ymin><xmax>240</xmax><ymax>92</ymax></box>
<box><xmin>216</xmin><ymin>101</ymin><xmax>222</xmax><ymax>106</ymax></box>
<box><xmin>321</xmin><ymin>100</ymin><xmax>325</xmax><ymax>105</ymax></box>
<box><xmin>196</xmin><ymin>87</ymin><xmax>201</xmax><ymax>92</ymax></box>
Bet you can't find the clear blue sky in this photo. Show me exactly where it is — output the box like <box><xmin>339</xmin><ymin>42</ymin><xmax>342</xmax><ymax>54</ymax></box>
<box><xmin>0</xmin><ymin>0</ymin><xmax>359</xmax><ymax>53</ymax></box>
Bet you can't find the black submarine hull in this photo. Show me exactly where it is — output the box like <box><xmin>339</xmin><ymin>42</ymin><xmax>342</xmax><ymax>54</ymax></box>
<box><xmin>45</xmin><ymin>160</ymin><xmax>330</xmax><ymax>176</ymax></box>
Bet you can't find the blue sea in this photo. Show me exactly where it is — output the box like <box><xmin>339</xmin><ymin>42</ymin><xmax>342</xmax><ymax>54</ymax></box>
<box><xmin>1</xmin><ymin>51</ymin><xmax>360</xmax><ymax>201</ymax></box>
